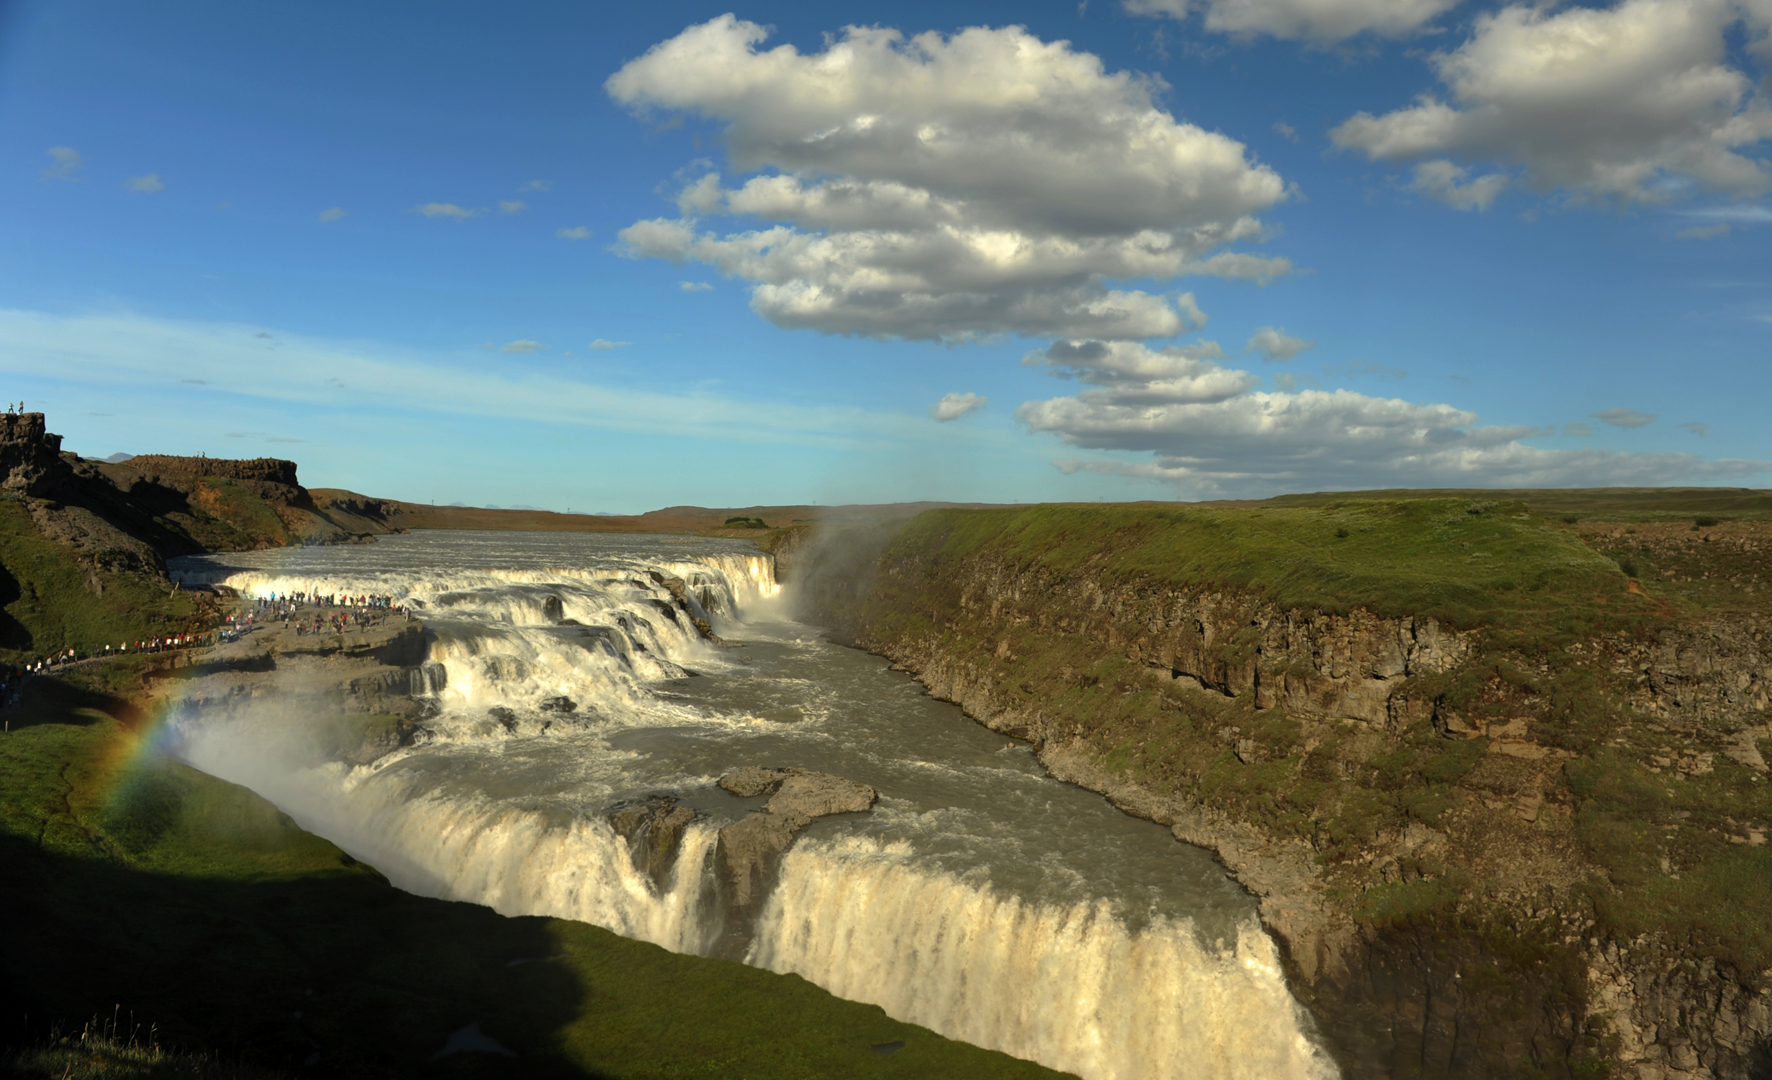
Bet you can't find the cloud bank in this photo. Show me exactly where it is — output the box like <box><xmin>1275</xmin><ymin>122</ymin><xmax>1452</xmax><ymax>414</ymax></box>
<box><xmin>608</xmin><ymin>16</ymin><xmax>1288</xmax><ymax>342</ymax></box>
<box><xmin>1124</xmin><ymin>0</ymin><xmax>1461</xmax><ymax>43</ymax></box>
<box><xmin>1332</xmin><ymin>0</ymin><xmax>1772</xmax><ymax>206</ymax></box>
<box><xmin>1016</xmin><ymin>340</ymin><xmax>1771</xmax><ymax>495</ymax></box>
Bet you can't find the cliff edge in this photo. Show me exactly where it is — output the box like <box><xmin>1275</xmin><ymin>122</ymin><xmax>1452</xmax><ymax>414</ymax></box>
<box><xmin>793</xmin><ymin>501</ymin><xmax>1772</xmax><ymax>1080</ymax></box>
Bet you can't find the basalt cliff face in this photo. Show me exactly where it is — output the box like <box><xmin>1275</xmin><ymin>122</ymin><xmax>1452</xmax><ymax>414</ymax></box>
<box><xmin>787</xmin><ymin>509</ymin><xmax>1772</xmax><ymax>1080</ymax></box>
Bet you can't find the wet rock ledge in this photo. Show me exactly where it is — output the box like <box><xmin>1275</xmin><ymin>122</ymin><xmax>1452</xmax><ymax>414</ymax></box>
<box><xmin>715</xmin><ymin>767</ymin><xmax>877</xmax><ymax>911</ymax></box>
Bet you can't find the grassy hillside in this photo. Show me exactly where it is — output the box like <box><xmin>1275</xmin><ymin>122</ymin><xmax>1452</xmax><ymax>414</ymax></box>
<box><xmin>885</xmin><ymin>499</ymin><xmax>1656</xmax><ymax>639</ymax></box>
<box><xmin>0</xmin><ymin>493</ymin><xmax>202</xmax><ymax>665</ymax></box>
<box><xmin>1260</xmin><ymin>486</ymin><xmax>1772</xmax><ymax>520</ymax></box>
<box><xmin>308</xmin><ymin>492</ymin><xmax>996</xmax><ymax>539</ymax></box>
<box><xmin>0</xmin><ymin>671</ymin><xmax>1069</xmax><ymax>1080</ymax></box>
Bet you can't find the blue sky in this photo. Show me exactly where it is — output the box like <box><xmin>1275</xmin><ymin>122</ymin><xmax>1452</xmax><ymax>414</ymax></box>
<box><xmin>3</xmin><ymin>0</ymin><xmax>1770</xmax><ymax>511</ymax></box>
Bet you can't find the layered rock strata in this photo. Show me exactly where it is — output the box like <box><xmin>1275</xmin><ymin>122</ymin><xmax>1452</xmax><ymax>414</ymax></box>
<box><xmin>802</xmin><ymin>544</ymin><xmax>1772</xmax><ymax>1080</ymax></box>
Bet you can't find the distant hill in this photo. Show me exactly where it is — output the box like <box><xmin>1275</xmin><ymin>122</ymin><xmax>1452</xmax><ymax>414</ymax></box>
<box><xmin>306</xmin><ymin>493</ymin><xmax>1007</xmax><ymax>537</ymax></box>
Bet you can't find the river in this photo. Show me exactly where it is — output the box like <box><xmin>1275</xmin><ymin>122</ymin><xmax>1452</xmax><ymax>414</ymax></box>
<box><xmin>169</xmin><ymin>530</ymin><xmax>1336</xmax><ymax>1080</ymax></box>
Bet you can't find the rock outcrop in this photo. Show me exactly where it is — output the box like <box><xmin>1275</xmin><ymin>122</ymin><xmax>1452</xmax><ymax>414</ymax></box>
<box><xmin>0</xmin><ymin>413</ymin><xmax>71</xmax><ymax>497</ymax></box>
<box><xmin>648</xmin><ymin>570</ymin><xmax>723</xmax><ymax>643</ymax></box>
<box><xmin>119</xmin><ymin>455</ymin><xmax>300</xmax><ymax>487</ymax></box>
<box><xmin>608</xmin><ymin>796</ymin><xmax>698</xmax><ymax>890</ymax></box>
<box><xmin>167</xmin><ymin>616</ymin><xmax>442</xmax><ymax>764</ymax></box>
<box><xmin>714</xmin><ymin>767</ymin><xmax>876</xmax><ymax>911</ymax></box>
<box><xmin>2</xmin><ymin>415</ymin><xmax>409</xmax><ymax>593</ymax></box>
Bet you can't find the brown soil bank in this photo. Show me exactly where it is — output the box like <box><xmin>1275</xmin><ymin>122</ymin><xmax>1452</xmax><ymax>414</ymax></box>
<box><xmin>787</xmin><ymin>500</ymin><xmax>1772</xmax><ymax>1080</ymax></box>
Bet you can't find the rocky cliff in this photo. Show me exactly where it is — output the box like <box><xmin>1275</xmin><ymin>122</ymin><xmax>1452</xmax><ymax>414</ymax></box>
<box><xmin>3</xmin><ymin>415</ymin><xmax>402</xmax><ymax>579</ymax></box>
<box><xmin>791</xmin><ymin>503</ymin><xmax>1772</xmax><ymax>1080</ymax></box>
<box><xmin>0</xmin><ymin>412</ymin><xmax>70</xmax><ymax>497</ymax></box>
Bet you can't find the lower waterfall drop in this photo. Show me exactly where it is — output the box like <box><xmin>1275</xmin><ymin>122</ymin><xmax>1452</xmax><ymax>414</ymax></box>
<box><xmin>751</xmin><ymin>835</ymin><xmax>1335</xmax><ymax>1080</ymax></box>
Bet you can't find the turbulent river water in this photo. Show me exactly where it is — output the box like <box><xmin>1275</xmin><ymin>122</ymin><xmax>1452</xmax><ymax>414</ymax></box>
<box><xmin>169</xmin><ymin>531</ymin><xmax>1337</xmax><ymax>1080</ymax></box>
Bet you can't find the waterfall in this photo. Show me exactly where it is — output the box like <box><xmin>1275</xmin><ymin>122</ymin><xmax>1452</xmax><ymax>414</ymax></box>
<box><xmin>750</xmin><ymin>835</ymin><xmax>1335</xmax><ymax>1080</ymax></box>
<box><xmin>169</xmin><ymin>533</ymin><xmax>1337</xmax><ymax>1080</ymax></box>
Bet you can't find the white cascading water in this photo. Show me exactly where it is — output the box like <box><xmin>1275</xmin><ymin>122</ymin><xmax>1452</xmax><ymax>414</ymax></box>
<box><xmin>752</xmin><ymin>836</ymin><xmax>1326</xmax><ymax>1080</ymax></box>
<box><xmin>170</xmin><ymin>531</ymin><xmax>1338</xmax><ymax>1080</ymax></box>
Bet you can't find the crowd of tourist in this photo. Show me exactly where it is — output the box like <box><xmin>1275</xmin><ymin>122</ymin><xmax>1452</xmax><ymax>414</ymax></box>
<box><xmin>1</xmin><ymin>587</ymin><xmax>415</xmax><ymax>714</ymax></box>
<box><xmin>255</xmin><ymin>591</ymin><xmax>412</xmax><ymax>636</ymax></box>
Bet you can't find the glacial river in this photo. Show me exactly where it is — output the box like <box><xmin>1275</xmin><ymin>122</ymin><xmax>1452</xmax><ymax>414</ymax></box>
<box><xmin>169</xmin><ymin>530</ymin><xmax>1336</xmax><ymax>1080</ymax></box>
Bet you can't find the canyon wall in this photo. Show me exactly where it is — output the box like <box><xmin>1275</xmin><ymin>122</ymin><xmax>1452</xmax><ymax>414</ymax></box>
<box><xmin>789</xmin><ymin>513</ymin><xmax>1772</xmax><ymax>1080</ymax></box>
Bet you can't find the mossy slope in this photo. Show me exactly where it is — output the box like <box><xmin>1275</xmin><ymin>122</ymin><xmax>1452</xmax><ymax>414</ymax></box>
<box><xmin>0</xmin><ymin>493</ymin><xmax>200</xmax><ymax>665</ymax></box>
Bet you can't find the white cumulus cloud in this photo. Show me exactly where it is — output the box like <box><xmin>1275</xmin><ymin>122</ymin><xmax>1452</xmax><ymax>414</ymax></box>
<box><xmin>499</xmin><ymin>340</ymin><xmax>547</xmax><ymax>354</ymax></box>
<box><xmin>413</xmin><ymin>202</ymin><xmax>481</xmax><ymax>220</ymax></box>
<box><xmin>1409</xmin><ymin>160</ymin><xmax>1508</xmax><ymax>211</ymax></box>
<box><xmin>40</xmin><ymin>146</ymin><xmax>84</xmax><ymax>182</ymax></box>
<box><xmin>318</xmin><ymin>207</ymin><xmax>348</xmax><ymax>223</ymax></box>
<box><xmin>1016</xmin><ymin>340</ymin><xmax>1772</xmax><ymax>495</ymax></box>
<box><xmin>125</xmin><ymin>173</ymin><xmax>164</xmax><ymax>193</ymax></box>
<box><xmin>1332</xmin><ymin>0</ymin><xmax>1772</xmax><ymax>206</ymax></box>
<box><xmin>498</xmin><ymin>199</ymin><xmax>527</xmax><ymax>215</ymax></box>
<box><xmin>1124</xmin><ymin>0</ymin><xmax>1461</xmax><ymax>42</ymax></box>
<box><xmin>518</xmin><ymin>179</ymin><xmax>552</xmax><ymax>193</ymax></box>
<box><xmin>931</xmin><ymin>391</ymin><xmax>989</xmax><ymax>422</ymax></box>
<box><xmin>589</xmin><ymin>339</ymin><xmax>631</xmax><ymax>350</ymax></box>
<box><xmin>557</xmin><ymin>226</ymin><xmax>594</xmax><ymax>240</ymax></box>
<box><xmin>679</xmin><ymin>281</ymin><xmax>714</xmax><ymax>292</ymax></box>
<box><xmin>607</xmin><ymin>16</ymin><xmax>1288</xmax><ymax>342</ymax></box>
<box><xmin>1247</xmin><ymin>326</ymin><xmax>1314</xmax><ymax>361</ymax></box>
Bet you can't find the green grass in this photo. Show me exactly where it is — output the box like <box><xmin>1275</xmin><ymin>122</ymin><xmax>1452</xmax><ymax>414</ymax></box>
<box><xmin>0</xmin><ymin>673</ymin><xmax>1070</xmax><ymax>1080</ymax></box>
<box><xmin>1568</xmin><ymin>751</ymin><xmax>1772</xmax><ymax>977</ymax></box>
<box><xmin>881</xmin><ymin>500</ymin><xmax>1649</xmax><ymax>636</ymax></box>
<box><xmin>0</xmin><ymin>494</ymin><xmax>200</xmax><ymax>666</ymax></box>
<box><xmin>1261</xmin><ymin>486</ymin><xmax>1772</xmax><ymax>522</ymax></box>
<box><xmin>177</xmin><ymin>478</ymin><xmax>298</xmax><ymax>550</ymax></box>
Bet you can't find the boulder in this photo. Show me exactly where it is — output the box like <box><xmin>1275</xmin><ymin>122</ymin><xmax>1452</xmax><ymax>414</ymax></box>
<box><xmin>714</xmin><ymin>767</ymin><xmax>876</xmax><ymax>910</ymax></box>
<box><xmin>607</xmin><ymin>796</ymin><xmax>698</xmax><ymax>890</ymax></box>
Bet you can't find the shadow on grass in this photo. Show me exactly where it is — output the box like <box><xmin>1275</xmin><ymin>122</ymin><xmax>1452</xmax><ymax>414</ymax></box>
<box><xmin>0</xmin><ymin>827</ymin><xmax>598</xmax><ymax>1079</ymax></box>
<box><xmin>0</xmin><ymin>686</ymin><xmax>607</xmax><ymax>1079</ymax></box>
<box><xmin>6</xmin><ymin>675</ymin><xmax>144</xmax><ymax>733</ymax></box>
